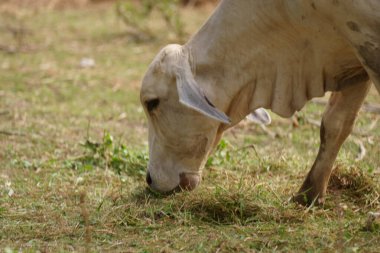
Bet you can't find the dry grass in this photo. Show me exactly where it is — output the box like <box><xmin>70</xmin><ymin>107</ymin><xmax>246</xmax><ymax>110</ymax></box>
<box><xmin>0</xmin><ymin>3</ymin><xmax>380</xmax><ymax>253</ymax></box>
<box><xmin>329</xmin><ymin>166</ymin><xmax>380</xmax><ymax>208</ymax></box>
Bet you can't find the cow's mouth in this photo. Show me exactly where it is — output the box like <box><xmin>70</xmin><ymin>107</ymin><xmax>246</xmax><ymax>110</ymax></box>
<box><xmin>146</xmin><ymin>172</ymin><xmax>200</xmax><ymax>194</ymax></box>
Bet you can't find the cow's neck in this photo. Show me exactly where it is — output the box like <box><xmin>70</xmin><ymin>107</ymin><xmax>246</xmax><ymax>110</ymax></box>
<box><xmin>183</xmin><ymin>4</ymin><xmax>260</xmax><ymax>125</ymax></box>
<box><xmin>184</xmin><ymin>0</ymin><xmax>363</xmax><ymax>124</ymax></box>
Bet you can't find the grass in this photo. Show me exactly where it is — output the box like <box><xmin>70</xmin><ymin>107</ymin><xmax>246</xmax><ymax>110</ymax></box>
<box><xmin>1</xmin><ymin>3</ymin><xmax>380</xmax><ymax>252</ymax></box>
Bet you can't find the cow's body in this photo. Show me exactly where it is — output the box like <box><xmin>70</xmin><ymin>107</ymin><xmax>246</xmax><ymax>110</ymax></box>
<box><xmin>140</xmin><ymin>0</ymin><xmax>380</xmax><ymax>205</ymax></box>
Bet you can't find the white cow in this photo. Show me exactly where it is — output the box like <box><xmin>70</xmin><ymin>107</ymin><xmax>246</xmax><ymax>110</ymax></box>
<box><xmin>140</xmin><ymin>0</ymin><xmax>380</xmax><ymax>205</ymax></box>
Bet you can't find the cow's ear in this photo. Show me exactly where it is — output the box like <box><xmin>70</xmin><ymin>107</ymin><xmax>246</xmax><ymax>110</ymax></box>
<box><xmin>176</xmin><ymin>68</ymin><xmax>231</xmax><ymax>124</ymax></box>
<box><xmin>246</xmin><ymin>108</ymin><xmax>271</xmax><ymax>125</ymax></box>
<box><xmin>176</xmin><ymin>74</ymin><xmax>231</xmax><ymax>124</ymax></box>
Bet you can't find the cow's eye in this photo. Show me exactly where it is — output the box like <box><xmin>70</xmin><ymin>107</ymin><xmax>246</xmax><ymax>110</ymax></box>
<box><xmin>146</xmin><ymin>98</ymin><xmax>160</xmax><ymax>112</ymax></box>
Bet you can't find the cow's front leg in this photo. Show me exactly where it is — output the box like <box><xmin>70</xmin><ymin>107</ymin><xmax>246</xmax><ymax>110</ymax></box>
<box><xmin>294</xmin><ymin>81</ymin><xmax>371</xmax><ymax>206</ymax></box>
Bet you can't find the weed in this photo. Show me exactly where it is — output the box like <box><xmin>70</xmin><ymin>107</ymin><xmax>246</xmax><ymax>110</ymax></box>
<box><xmin>116</xmin><ymin>0</ymin><xmax>185</xmax><ymax>40</ymax></box>
<box><xmin>0</xmin><ymin>9</ymin><xmax>32</xmax><ymax>53</ymax></box>
<box><xmin>206</xmin><ymin>139</ymin><xmax>232</xmax><ymax>167</ymax></box>
<box><xmin>68</xmin><ymin>132</ymin><xmax>148</xmax><ymax>177</ymax></box>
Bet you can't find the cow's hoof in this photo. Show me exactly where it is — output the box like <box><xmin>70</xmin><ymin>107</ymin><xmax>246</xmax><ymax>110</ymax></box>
<box><xmin>293</xmin><ymin>190</ymin><xmax>324</xmax><ymax>207</ymax></box>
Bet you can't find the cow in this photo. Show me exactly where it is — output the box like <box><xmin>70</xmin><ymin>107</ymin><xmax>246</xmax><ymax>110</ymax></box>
<box><xmin>140</xmin><ymin>0</ymin><xmax>380</xmax><ymax>206</ymax></box>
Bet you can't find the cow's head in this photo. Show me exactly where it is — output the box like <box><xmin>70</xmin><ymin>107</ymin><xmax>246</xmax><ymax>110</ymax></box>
<box><xmin>140</xmin><ymin>44</ymin><xmax>270</xmax><ymax>193</ymax></box>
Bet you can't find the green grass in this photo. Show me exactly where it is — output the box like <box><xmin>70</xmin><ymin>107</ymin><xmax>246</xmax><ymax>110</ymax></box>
<box><xmin>1</xmin><ymin>3</ymin><xmax>380</xmax><ymax>252</ymax></box>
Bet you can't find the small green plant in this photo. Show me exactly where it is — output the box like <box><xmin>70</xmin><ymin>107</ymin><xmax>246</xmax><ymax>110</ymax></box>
<box><xmin>68</xmin><ymin>132</ymin><xmax>148</xmax><ymax>177</ymax></box>
<box><xmin>116</xmin><ymin>0</ymin><xmax>185</xmax><ymax>40</ymax></box>
<box><xmin>206</xmin><ymin>139</ymin><xmax>232</xmax><ymax>167</ymax></box>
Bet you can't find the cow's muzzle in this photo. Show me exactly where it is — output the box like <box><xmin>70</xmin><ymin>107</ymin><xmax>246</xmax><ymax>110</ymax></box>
<box><xmin>146</xmin><ymin>172</ymin><xmax>200</xmax><ymax>194</ymax></box>
<box><xmin>178</xmin><ymin>172</ymin><xmax>200</xmax><ymax>191</ymax></box>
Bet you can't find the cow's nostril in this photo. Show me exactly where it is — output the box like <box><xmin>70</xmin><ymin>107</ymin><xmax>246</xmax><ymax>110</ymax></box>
<box><xmin>146</xmin><ymin>172</ymin><xmax>152</xmax><ymax>185</ymax></box>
